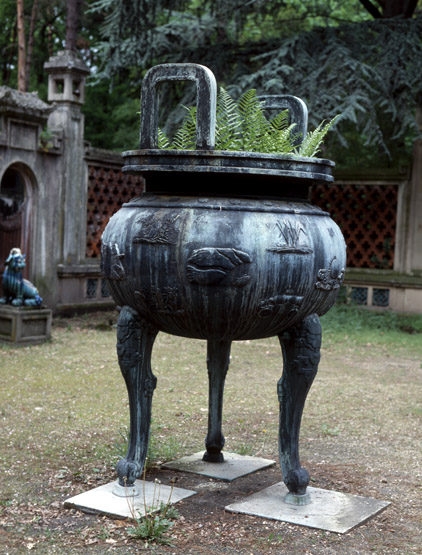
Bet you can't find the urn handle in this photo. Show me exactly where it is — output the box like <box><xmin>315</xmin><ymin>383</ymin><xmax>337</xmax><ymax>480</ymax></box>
<box><xmin>259</xmin><ymin>95</ymin><xmax>308</xmax><ymax>147</ymax></box>
<box><xmin>139</xmin><ymin>63</ymin><xmax>217</xmax><ymax>151</ymax></box>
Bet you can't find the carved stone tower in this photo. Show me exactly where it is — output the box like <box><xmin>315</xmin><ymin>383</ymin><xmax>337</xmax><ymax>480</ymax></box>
<box><xmin>44</xmin><ymin>50</ymin><xmax>90</xmax><ymax>265</ymax></box>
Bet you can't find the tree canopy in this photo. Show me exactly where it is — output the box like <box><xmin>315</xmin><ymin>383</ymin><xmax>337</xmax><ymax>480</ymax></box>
<box><xmin>86</xmin><ymin>0</ymin><xmax>422</xmax><ymax>166</ymax></box>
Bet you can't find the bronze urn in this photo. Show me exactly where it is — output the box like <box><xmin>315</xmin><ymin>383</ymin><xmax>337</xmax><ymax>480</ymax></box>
<box><xmin>101</xmin><ymin>63</ymin><xmax>346</xmax><ymax>505</ymax></box>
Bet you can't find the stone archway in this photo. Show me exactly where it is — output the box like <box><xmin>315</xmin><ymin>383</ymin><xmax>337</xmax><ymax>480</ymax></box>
<box><xmin>0</xmin><ymin>163</ymin><xmax>36</xmax><ymax>281</ymax></box>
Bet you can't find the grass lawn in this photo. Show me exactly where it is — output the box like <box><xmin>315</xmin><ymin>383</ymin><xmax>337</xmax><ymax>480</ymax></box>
<box><xmin>0</xmin><ymin>304</ymin><xmax>421</xmax><ymax>553</ymax></box>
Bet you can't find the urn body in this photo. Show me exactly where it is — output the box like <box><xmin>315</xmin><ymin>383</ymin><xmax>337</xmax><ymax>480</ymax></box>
<box><xmin>102</xmin><ymin>193</ymin><xmax>346</xmax><ymax>341</ymax></box>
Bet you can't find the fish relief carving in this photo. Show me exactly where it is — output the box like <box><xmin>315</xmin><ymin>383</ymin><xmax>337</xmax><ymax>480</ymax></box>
<box><xmin>186</xmin><ymin>248</ymin><xmax>252</xmax><ymax>287</ymax></box>
<box><xmin>102</xmin><ymin>243</ymin><xmax>126</xmax><ymax>280</ymax></box>
<box><xmin>132</xmin><ymin>213</ymin><xmax>179</xmax><ymax>245</ymax></box>
<box><xmin>316</xmin><ymin>257</ymin><xmax>345</xmax><ymax>290</ymax></box>
<box><xmin>267</xmin><ymin>220</ymin><xmax>313</xmax><ymax>255</ymax></box>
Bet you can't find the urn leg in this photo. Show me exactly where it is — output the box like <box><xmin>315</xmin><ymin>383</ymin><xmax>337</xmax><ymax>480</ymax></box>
<box><xmin>277</xmin><ymin>313</ymin><xmax>322</xmax><ymax>504</ymax></box>
<box><xmin>115</xmin><ymin>306</ymin><xmax>158</xmax><ymax>487</ymax></box>
<box><xmin>203</xmin><ymin>338</ymin><xmax>232</xmax><ymax>463</ymax></box>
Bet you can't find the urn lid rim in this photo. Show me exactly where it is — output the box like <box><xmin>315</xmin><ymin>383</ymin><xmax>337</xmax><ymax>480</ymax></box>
<box><xmin>121</xmin><ymin>149</ymin><xmax>335</xmax><ymax>186</ymax></box>
<box><xmin>122</xmin><ymin>148</ymin><xmax>335</xmax><ymax>167</ymax></box>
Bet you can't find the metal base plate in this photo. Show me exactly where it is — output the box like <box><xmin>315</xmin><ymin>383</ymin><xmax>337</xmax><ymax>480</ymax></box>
<box><xmin>64</xmin><ymin>480</ymin><xmax>196</xmax><ymax>520</ymax></box>
<box><xmin>225</xmin><ymin>482</ymin><xmax>390</xmax><ymax>534</ymax></box>
<box><xmin>162</xmin><ymin>451</ymin><xmax>275</xmax><ymax>482</ymax></box>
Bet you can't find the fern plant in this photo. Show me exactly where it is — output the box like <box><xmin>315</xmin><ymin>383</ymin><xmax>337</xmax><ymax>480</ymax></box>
<box><xmin>296</xmin><ymin>115</ymin><xmax>340</xmax><ymax>157</ymax></box>
<box><xmin>215</xmin><ymin>87</ymin><xmax>242</xmax><ymax>150</ymax></box>
<box><xmin>156</xmin><ymin>88</ymin><xmax>338</xmax><ymax>158</ymax></box>
<box><xmin>171</xmin><ymin>105</ymin><xmax>198</xmax><ymax>150</ymax></box>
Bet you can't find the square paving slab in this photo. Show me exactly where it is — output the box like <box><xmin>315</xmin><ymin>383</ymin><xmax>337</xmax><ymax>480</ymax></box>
<box><xmin>64</xmin><ymin>480</ymin><xmax>196</xmax><ymax>520</ymax></box>
<box><xmin>225</xmin><ymin>482</ymin><xmax>390</xmax><ymax>534</ymax></box>
<box><xmin>162</xmin><ymin>451</ymin><xmax>275</xmax><ymax>481</ymax></box>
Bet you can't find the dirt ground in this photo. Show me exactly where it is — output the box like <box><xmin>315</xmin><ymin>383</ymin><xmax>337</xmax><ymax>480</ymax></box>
<box><xmin>1</xmin><ymin>453</ymin><xmax>420</xmax><ymax>554</ymax></box>
<box><xmin>1</xmin><ymin>313</ymin><xmax>421</xmax><ymax>554</ymax></box>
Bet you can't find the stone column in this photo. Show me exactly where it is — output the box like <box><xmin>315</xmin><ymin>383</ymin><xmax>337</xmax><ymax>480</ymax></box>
<box><xmin>44</xmin><ymin>50</ymin><xmax>90</xmax><ymax>265</ymax></box>
<box><xmin>388</xmin><ymin>139</ymin><xmax>422</xmax><ymax>312</ymax></box>
<box><xmin>405</xmin><ymin>139</ymin><xmax>422</xmax><ymax>273</ymax></box>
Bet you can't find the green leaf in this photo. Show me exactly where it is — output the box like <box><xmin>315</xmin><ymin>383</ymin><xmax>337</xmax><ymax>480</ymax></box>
<box><xmin>297</xmin><ymin>115</ymin><xmax>341</xmax><ymax>158</ymax></box>
<box><xmin>171</xmin><ymin>106</ymin><xmax>197</xmax><ymax>150</ymax></box>
<box><xmin>215</xmin><ymin>87</ymin><xmax>242</xmax><ymax>150</ymax></box>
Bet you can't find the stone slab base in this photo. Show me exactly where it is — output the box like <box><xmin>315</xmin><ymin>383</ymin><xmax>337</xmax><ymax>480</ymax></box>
<box><xmin>64</xmin><ymin>480</ymin><xmax>196</xmax><ymax>520</ymax></box>
<box><xmin>162</xmin><ymin>451</ymin><xmax>275</xmax><ymax>482</ymax></box>
<box><xmin>225</xmin><ymin>482</ymin><xmax>390</xmax><ymax>534</ymax></box>
<box><xmin>0</xmin><ymin>305</ymin><xmax>52</xmax><ymax>345</ymax></box>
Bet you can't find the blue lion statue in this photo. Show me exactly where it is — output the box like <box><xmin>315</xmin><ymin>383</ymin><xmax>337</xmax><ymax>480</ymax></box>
<box><xmin>0</xmin><ymin>248</ymin><xmax>42</xmax><ymax>307</ymax></box>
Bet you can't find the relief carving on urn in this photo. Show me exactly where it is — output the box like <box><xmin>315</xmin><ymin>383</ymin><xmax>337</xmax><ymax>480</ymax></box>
<box><xmin>316</xmin><ymin>256</ymin><xmax>345</xmax><ymax>290</ymax></box>
<box><xmin>267</xmin><ymin>220</ymin><xmax>313</xmax><ymax>255</ymax></box>
<box><xmin>186</xmin><ymin>247</ymin><xmax>252</xmax><ymax>287</ymax></box>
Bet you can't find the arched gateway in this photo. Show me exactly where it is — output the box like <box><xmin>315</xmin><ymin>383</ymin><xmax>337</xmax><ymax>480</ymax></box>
<box><xmin>0</xmin><ymin>163</ymin><xmax>36</xmax><ymax>281</ymax></box>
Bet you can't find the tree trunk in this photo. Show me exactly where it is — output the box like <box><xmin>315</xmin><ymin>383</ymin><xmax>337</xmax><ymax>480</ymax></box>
<box><xmin>384</xmin><ymin>0</ymin><xmax>419</xmax><ymax>18</ymax></box>
<box><xmin>66</xmin><ymin>0</ymin><xmax>83</xmax><ymax>51</ymax></box>
<box><xmin>25</xmin><ymin>0</ymin><xmax>39</xmax><ymax>91</ymax></box>
<box><xmin>3</xmin><ymin>19</ymin><xmax>17</xmax><ymax>85</ymax></box>
<box><xmin>16</xmin><ymin>0</ymin><xmax>26</xmax><ymax>91</ymax></box>
<box><xmin>358</xmin><ymin>0</ymin><xmax>419</xmax><ymax>18</ymax></box>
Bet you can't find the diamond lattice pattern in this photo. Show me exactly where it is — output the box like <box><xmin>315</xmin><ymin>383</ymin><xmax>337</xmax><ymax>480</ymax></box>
<box><xmin>86</xmin><ymin>165</ymin><xmax>145</xmax><ymax>258</ymax></box>
<box><xmin>311</xmin><ymin>183</ymin><xmax>398</xmax><ymax>269</ymax></box>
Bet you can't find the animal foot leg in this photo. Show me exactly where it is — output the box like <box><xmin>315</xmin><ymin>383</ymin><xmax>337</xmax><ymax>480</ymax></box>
<box><xmin>116</xmin><ymin>306</ymin><xmax>158</xmax><ymax>486</ymax></box>
<box><xmin>277</xmin><ymin>314</ymin><xmax>321</xmax><ymax>499</ymax></box>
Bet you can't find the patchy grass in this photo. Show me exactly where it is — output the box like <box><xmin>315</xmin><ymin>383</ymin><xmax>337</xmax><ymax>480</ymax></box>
<box><xmin>0</xmin><ymin>306</ymin><xmax>421</xmax><ymax>553</ymax></box>
<box><xmin>321</xmin><ymin>303</ymin><xmax>422</xmax><ymax>356</ymax></box>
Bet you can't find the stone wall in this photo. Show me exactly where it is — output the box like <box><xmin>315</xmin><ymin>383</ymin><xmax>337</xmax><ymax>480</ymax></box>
<box><xmin>0</xmin><ymin>87</ymin><xmax>64</xmax><ymax>307</ymax></box>
<box><xmin>54</xmin><ymin>147</ymin><xmax>144</xmax><ymax>314</ymax></box>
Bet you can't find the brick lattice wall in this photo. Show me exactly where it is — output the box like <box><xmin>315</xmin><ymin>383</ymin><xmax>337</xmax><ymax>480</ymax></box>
<box><xmin>86</xmin><ymin>165</ymin><xmax>144</xmax><ymax>258</ymax></box>
<box><xmin>311</xmin><ymin>183</ymin><xmax>398</xmax><ymax>269</ymax></box>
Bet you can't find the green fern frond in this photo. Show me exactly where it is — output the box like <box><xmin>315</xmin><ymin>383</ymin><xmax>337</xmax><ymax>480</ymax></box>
<box><xmin>297</xmin><ymin>114</ymin><xmax>340</xmax><ymax>158</ymax></box>
<box><xmin>157</xmin><ymin>128</ymin><xmax>171</xmax><ymax>149</ymax></box>
<box><xmin>171</xmin><ymin>105</ymin><xmax>197</xmax><ymax>150</ymax></box>
<box><xmin>215</xmin><ymin>87</ymin><xmax>242</xmax><ymax>150</ymax></box>
<box><xmin>237</xmin><ymin>89</ymin><xmax>271</xmax><ymax>151</ymax></box>
<box><xmin>269</xmin><ymin>110</ymin><xmax>289</xmax><ymax>131</ymax></box>
<box><xmin>266</xmin><ymin>123</ymin><xmax>297</xmax><ymax>154</ymax></box>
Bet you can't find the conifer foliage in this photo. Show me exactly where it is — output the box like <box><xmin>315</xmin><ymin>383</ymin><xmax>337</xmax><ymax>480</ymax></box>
<box><xmin>89</xmin><ymin>0</ymin><xmax>422</xmax><ymax>163</ymax></box>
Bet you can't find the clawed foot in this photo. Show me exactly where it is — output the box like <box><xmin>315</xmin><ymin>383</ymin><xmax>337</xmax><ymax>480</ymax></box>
<box><xmin>116</xmin><ymin>458</ymin><xmax>142</xmax><ymax>487</ymax></box>
<box><xmin>202</xmin><ymin>449</ymin><xmax>225</xmax><ymax>463</ymax></box>
<box><xmin>284</xmin><ymin>467</ymin><xmax>310</xmax><ymax>495</ymax></box>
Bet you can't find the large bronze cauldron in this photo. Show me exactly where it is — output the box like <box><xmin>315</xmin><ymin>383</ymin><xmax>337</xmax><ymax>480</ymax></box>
<box><xmin>102</xmin><ymin>64</ymin><xmax>346</xmax><ymax>505</ymax></box>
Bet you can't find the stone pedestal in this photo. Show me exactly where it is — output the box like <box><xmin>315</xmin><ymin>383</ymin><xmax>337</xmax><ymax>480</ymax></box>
<box><xmin>65</xmin><ymin>480</ymin><xmax>196</xmax><ymax>520</ymax></box>
<box><xmin>0</xmin><ymin>305</ymin><xmax>52</xmax><ymax>345</ymax></box>
<box><xmin>225</xmin><ymin>482</ymin><xmax>390</xmax><ymax>534</ymax></box>
<box><xmin>162</xmin><ymin>452</ymin><xmax>275</xmax><ymax>481</ymax></box>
